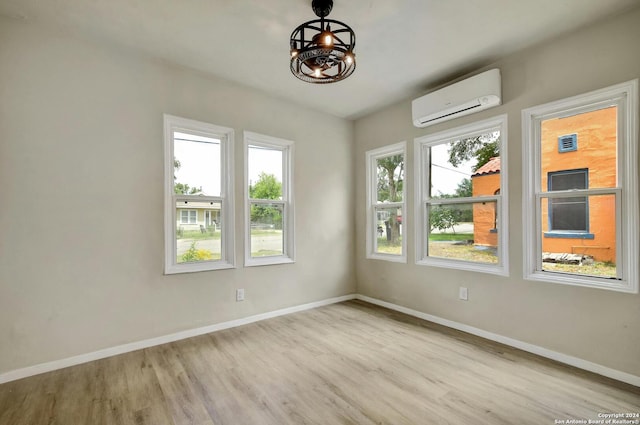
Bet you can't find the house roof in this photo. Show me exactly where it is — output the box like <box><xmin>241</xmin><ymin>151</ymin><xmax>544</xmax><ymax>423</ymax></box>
<box><xmin>472</xmin><ymin>157</ymin><xmax>501</xmax><ymax>177</ymax></box>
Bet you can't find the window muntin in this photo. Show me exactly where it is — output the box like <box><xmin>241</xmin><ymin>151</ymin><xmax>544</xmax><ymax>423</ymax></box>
<box><xmin>164</xmin><ymin>115</ymin><xmax>234</xmax><ymax>274</ymax></box>
<box><xmin>366</xmin><ymin>142</ymin><xmax>406</xmax><ymax>262</ymax></box>
<box><xmin>415</xmin><ymin>115</ymin><xmax>508</xmax><ymax>275</ymax></box>
<box><xmin>522</xmin><ymin>80</ymin><xmax>638</xmax><ymax>292</ymax></box>
<box><xmin>244</xmin><ymin>132</ymin><xmax>294</xmax><ymax>266</ymax></box>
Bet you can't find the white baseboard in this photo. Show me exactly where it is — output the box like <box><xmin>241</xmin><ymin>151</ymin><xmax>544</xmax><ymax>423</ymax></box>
<box><xmin>0</xmin><ymin>294</ymin><xmax>357</xmax><ymax>384</ymax></box>
<box><xmin>2</xmin><ymin>293</ymin><xmax>638</xmax><ymax>388</ymax></box>
<box><xmin>356</xmin><ymin>294</ymin><xmax>640</xmax><ymax>388</ymax></box>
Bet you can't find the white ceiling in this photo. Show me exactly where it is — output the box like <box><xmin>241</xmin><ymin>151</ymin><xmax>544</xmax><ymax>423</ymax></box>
<box><xmin>1</xmin><ymin>0</ymin><xmax>638</xmax><ymax>119</ymax></box>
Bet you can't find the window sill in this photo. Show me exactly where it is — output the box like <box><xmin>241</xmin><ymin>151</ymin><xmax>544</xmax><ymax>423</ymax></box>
<box><xmin>544</xmin><ymin>232</ymin><xmax>594</xmax><ymax>239</ymax></box>
<box><xmin>367</xmin><ymin>252</ymin><xmax>407</xmax><ymax>263</ymax></box>
<box><xmin>525</xmin><ymin>270</ymin><xmax>635</xmax><ymax>293</ymax></box>
<box><xmin>165</xmin><ymin>261</ymin><xmax>235</xmax><ymax>275</ymax></box>
<box><xmin>416</xmin><ymin>257</ymin><xmax>508</xmax><ymax>276</ymax></box>
<box><xmin>245</xmin><ymin>256</ymin><xmax>295</xmax><ymax>267</ymax></box>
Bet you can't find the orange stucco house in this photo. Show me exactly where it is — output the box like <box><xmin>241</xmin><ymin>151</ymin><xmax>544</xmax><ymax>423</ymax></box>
<box><xmin>472</xmin><ymin>107</ymin><xmax>617</xmax><ymax>262</ymax></box>
<box><xmin>471</xmin><ymin>157</ymin><xmax>500</xmax><ymax>249</ymax></box>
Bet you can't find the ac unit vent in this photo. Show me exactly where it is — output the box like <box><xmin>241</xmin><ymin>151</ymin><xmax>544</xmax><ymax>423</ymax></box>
<box><xmin>418</xmin><ymin>102</ymin><xmax>483</xmax><ymax>125</ymax></box>
<box><xmin>412</xmin><ymin>69</ymin><xmax>501</xmax><ymax>128</ymax></box>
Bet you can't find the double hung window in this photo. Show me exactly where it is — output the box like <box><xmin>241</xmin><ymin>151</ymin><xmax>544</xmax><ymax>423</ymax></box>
<box><xmin>164</xmin><ymin>115</ymin><xmax>235</xmax><ymax>273</ymax></box>
<box><xmin>522</xmin><ymin>80</ymin><xmax>638</xmax><ymax>292</ymax></box>
<box><xmin>244</xmin><ymin>132</ymin><xmax>294</xmax><ymax>266</ymax></box>
<box><xmin>365</xmin><ymin>142</ymin><xmax>406</xmax><ymax>262</ymax></box>
<box><xmin>415</xmin><ymin>116</ymin><xmax>509</xmax><ymax>275</ymax></box>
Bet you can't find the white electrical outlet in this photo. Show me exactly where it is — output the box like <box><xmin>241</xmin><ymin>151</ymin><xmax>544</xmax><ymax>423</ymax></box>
<box><xmin>459</xmin><ymin>287</ymin><xmax>468</xmax><ymax>301</ymax></box>
<box><xmin>236</xmin><ymin>288</ymin><xmax>245</xmax><ymax>302</ymax></box>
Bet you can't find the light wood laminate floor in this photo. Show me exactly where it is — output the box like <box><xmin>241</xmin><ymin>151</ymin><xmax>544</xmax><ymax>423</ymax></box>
<box><xmin>1</xmin><ymin>300</ymin><xmax>639</xmax><ymax>424</ymax></box>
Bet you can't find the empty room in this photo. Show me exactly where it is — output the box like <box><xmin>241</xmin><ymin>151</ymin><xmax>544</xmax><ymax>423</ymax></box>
<box><xmin>1</xmin><ymin>0</ymin><xmax>639</xmax><ymax>424</ymax></box>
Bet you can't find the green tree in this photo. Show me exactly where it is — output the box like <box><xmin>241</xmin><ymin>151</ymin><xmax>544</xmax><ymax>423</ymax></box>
<box><xmin>250</xmin><ymin>173</ymin><xmax>282</xmax><ymax>200</ymax></box>
<box><xmin>447</xmin><ymin>132</ymin><xmax>500</xmax><ymax>172</ymax></box>
<box><xmin>377</xmin><ymin>155</ymin><xmax>404</xmax><ymax>245</ymax></box>
<box><xmin>249</xmin><ymin>173</ymin><xmax>283</xmax><ymax>225</ymax></box>
<box><xmin>454</xmin><ymin>178</ymin><xmax>473</xmax><ymax>198</ymax></box>
<box><xmin>174</xmin><ymin>182</ymin><xmax>201</xmax><ymax>195</ymax></box>
<box><xmin>429</xmin><ymin>207</ymin><xmax>459</xmax><ymax>234</ymax></box>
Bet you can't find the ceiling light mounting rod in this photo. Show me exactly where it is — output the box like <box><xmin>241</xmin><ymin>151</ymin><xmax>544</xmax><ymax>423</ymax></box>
<box><xmin>289</xmin><ymin>0</ymin><xmax>356</xmax><ymax>84</ymax></box>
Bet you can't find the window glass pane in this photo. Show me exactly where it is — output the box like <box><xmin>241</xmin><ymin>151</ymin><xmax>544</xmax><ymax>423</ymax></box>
<box><xmin>549</xmin><ymin>170</ymin><xmax>587</xmax><ymax>191</ymax></box>
<box><xmin>541</xmin><ymin>106</ymin><xmax>617</xmax><ymax>192</ymax></box>
<box><xmin>248</xmin><ymin>145</ymin><xmax>283</xmax><ymax>200</ymax></box>
<box><xmin>430</xmin><ymin>131</ymin><xmax>500</xmax><ymax>198</ymax></box>
<box><xmin>428</xmin><ymin>202</ymin><xmax>498</xmax><ymax>264</ymax></box>
<box><xmin>250</xmin><ymin>202</ymin><xmax>284</xmax><ymax>257</ymax></box>
<box><xmin>376</xmin><ymin>155</ymin><xmax>404</xmax><ymax>202</ymax></box>
<box><xmin>540</xmin><ymin>194</ymin><xmax>617</xmax><ymax>278</ymax></box>
<box><xmin>175</xmin><ymin>201</ymin><xmax>222</xmax><ymax>264</ymax></box>
<box><xmin>173</xmin><ymin>132</ymin><xmax>221</xmax><ymax>197</ymax></box>
<box><xmin>374</xmin><ymin>206</ymin><xmax>403</xmax><ymax>255</ymax></box>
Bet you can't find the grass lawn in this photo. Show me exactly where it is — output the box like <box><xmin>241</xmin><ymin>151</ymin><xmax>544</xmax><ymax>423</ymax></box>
<box><xmin>377</xmin><ymin>232</ymin><xmax>616</xmax><ymax>277</ymax></box>
<box><xmin>428</xmin><ymin>233</ymin><xmax>474</xmax><ymax>242</ymax></box>
<box><xmin>178</xmin><ymin>230</ymin><xmax>221</xmax><ymax>241</ymax></box>
<box><xmin>542</xmin><ymin>262</ymin><xmax>617</xmax><ymax>278</ymax></box>
<box><xmin>376</xmin><ymin>233</ymin><xmax>475</xmax><ymax>255</ymax></box>
<box><xmin>251</xmin><ymin>250</ymin><xmax>283</xmax><ymax>257</ymax></box>
<box><xmin>376</xmin><ymin>237</ymin><xmax>403</xmax><ymax>254</ymax></box>
<box><xmin>250</xmin><ymin>229</ymin><xmax>283</xmax><ymax>236</ymax></box>
<box><xmin>428</xmin><ymin>242</ymin><xmax>498</xmax><ymax>264</ymax></box>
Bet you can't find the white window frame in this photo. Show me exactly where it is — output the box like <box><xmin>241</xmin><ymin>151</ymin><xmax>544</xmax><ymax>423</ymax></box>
<box><xmin>522</xmin><ymin>80</ymin><xmax>638</xmax><ymax>293</ymax></box>
<box><xmin>244</xmin><ymin>132</ymin><xmax>295</xmax><ymax>267</ymax></box>
<box><xmin>414</xmin><ymin>115</ymin><xmax>509</xmax><ymax>276</ymax></box>
<box><xmin>365</xmin><ymin>142</ymin><xmax>407</xmax><ymax>263</ymax></box>
<box><xmin>164</xmin><ymin>114</ymin><xmax>235</xmax><ymax>274</ymax></box>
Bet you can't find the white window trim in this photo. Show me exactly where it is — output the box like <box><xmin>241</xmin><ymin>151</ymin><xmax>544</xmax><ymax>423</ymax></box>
<box><xmin>244</xmin><ymin>131</ymin><xmax>295</xmax><ymax>267</ymax></box>
<box><xmin>522</xmin><ymin>79</ymin><xmax>638</xmax><ymax>293</ymax></box>
<box><xmin>365</xmin><ymin>142</ymin><xmax>407</xmax><ymax>263</ymax></box>
<box><xmin>163</xmin><ymin>114</ymin><xmax>235</xmax><ymax>274</ymax></box>
<box><xmin>414</xmin><ymin>115</ymin><xmax>509</xmax><ymax>276</ymax></box>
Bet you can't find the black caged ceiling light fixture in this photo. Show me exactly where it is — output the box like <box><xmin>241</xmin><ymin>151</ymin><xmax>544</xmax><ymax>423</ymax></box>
<box><xmin>289</xmin><ymin>0</ymin><xmax>356</xmax><ymax>84</ymax></box>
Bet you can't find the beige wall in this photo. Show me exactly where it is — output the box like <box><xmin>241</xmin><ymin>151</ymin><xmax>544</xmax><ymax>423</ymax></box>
<box><xmin>354</xmin><ymin>8</ymin><xmax>640</xmax><ymax>376</ymax></box>
<box><xmin>0</xmin><ymin>17</ymin><xmax>355</xmax><ymax>374</ymax></box>
<box><xmin>2</xmin><ymin>6</ymin><xmax>640</xmax><ymax>381</ymax></box>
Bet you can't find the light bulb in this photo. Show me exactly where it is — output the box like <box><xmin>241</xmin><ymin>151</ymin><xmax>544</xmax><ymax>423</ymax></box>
<box><xmin>290</xmin><ymin>49</ymin><xmax>298</xmax><ymax>58</ymax></box>
<box><xmin>324</xmin><ymin>33</ymin><xmax>332</xmax><ymax>46</ymax></box>
<box><xmin>346</xmin><ymin>54</ymin><xmax>353</xmax><ymax>65</ymax></box>
<box><xmin>314</xmin><ymin>68</ymin><xmax>321</xmax><ymax>78</ymax></box>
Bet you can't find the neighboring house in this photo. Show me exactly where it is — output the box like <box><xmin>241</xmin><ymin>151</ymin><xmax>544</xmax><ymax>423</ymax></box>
<box><xmin>176</xmin><ymin>198</ymin><xmax>220</xmax><ymax>232</ymax></box>
<box><xmin>471</xmin><ymin>106</ymin><xmax>617</xmax><ymax>261</ymax></box>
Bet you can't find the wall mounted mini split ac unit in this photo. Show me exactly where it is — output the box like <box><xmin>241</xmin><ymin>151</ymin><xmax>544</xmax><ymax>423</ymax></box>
<box><xmin>412</xmin><ymin>69</ymin><xmax>501</xmax><ymax>128</ymax></box>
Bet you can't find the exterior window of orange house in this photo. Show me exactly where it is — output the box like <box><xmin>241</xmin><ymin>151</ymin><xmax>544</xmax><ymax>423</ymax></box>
<box><xmin>415</xmin><ymin>115</ymin><xmax>508</xmax><ymax>276</ymax></box>
<box><xmin>522</xmin><ymin>80</ymin><xmax>638</xmax><ymax>293</ymax></box>
<box><xmin>547</xmin><ymin>169</ymin><xmax>590</xmax><ymax>235</ymax></box>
